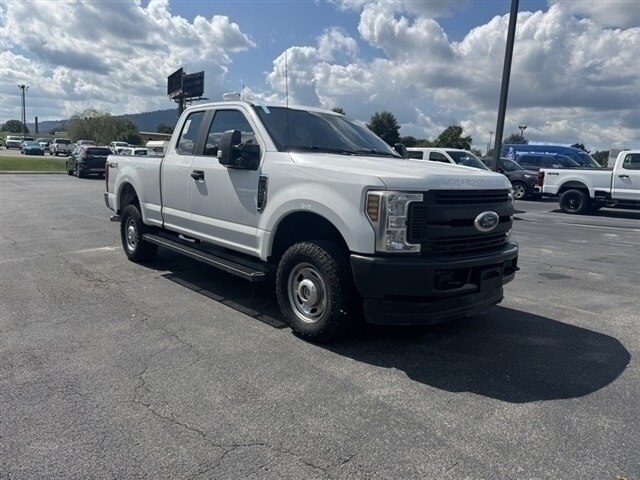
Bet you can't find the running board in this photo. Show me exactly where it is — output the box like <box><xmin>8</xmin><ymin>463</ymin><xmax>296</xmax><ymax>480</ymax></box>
<box><xmin>142</xmin><ymin>233</ymin><xmax>268</xmax><ymax>282</ymax></box>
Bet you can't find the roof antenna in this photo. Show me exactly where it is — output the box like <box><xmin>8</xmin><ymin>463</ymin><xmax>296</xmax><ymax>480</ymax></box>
<box><xmin>285</xmin><ymin>50</ymin><xmax>290</xmax><ymax>148</ymax></box>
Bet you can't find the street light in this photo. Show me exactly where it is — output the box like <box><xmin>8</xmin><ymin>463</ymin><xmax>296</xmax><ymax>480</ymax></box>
<box><xmin>518</xmin><ymin>125</ymin><xmax>527</xmax><ymax>138</ymax></box>
<box><xmin>18</xmin><ymin>84</ymin><xmax>29</xmax><ymax>138</ymax></box>
<box><xmin>488</xmin><ymin>131</ymin><xmax>494</xmax><ymax>155</ymax></box>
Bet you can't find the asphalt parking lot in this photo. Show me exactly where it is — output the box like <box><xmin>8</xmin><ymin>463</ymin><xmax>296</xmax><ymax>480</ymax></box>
<box><xmin>1</xmin><ymin>175</ymin><xmax>639</xmax><ymax>479</ymax></box>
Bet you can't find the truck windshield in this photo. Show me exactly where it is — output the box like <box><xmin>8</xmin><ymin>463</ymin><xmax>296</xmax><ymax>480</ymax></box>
<box><xmin>253</xmin><ymin>106</ymin><xmax>399</xmax><ymax>157</ymax></box>
<box><xmin>446</xmin><ymin>150</ymin><xmax>489</xmax><ymax>170</ymax></box>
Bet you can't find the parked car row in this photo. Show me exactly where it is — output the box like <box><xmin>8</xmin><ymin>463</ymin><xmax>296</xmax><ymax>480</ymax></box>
<box><xmin>66</xmin><ymin>145</ymin><xmax>111</xmax><ymax>178</ymax></box>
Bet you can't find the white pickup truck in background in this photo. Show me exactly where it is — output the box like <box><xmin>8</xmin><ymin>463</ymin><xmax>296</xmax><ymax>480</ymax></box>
<box><xmin>105</xmin><ymin>99</ymin><xmax>519</xmax><ymax>341</ymax></box>
<box><xmin>539</xmin><ymin>149</ymin><xmax>640</xmax><ymax>214</ymax></box>
<box><xmin>49</xmin><ymin>138</ymin><xmax>74</xmax><ymax>156</ymax></box>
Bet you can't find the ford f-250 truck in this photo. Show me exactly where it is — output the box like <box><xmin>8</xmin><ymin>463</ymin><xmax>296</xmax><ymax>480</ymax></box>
<box><xmin>539</xmin><ymin>149</ymin><xmax>640</xmax><ymax>214</ymax></box>
<box><xmin>104</xmin><ymin>99</ymin><xmax>519</xmax><ymax>341</ymax></box>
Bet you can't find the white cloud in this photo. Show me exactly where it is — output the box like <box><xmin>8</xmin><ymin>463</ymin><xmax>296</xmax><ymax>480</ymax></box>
<box><xmin>260</xmin><ymin>2</ymin><xmax>640</xmax><ymax>151</ymax></box>
<box><xmin>547</xmin><ymin>0</ymin><xmax>640</xmax><ymax>29</ymax></box>
<box><xmin>0</xmin><ymin>0</ymin><xmax>254</xmax><ymax>121</ymax></box>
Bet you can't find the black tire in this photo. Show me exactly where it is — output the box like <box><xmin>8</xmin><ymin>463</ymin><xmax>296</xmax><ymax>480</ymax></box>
<box><xmin>559</xmin><ymin>189</ymin><xmax>589</xmax><ymax>214</ymax></box>
<box><xmin>511</xmin><ymin>181</ymin><xmax>529</xmax><ymax>200</ymax></box>
<box><xmin>67</xmin><ymin>162</ymin><xmax>73</xmax><ymax>175</ymax></box>
<box><xmin>276</xmin><ymin>240</ymin><xmax>357</xmax><ymax>342</ymax></box>
<box><xmin>120</xmin><ymin>204</ymin><xmax>158</xmax><ymax>262</ymax></box>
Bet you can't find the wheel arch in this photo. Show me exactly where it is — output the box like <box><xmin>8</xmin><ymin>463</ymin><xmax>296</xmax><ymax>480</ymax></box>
<box><xmin>117</xmin><ymin>182</ymin><xmax>139</xmax><ymax>213</ymax></box>
<box><xmin>268</xmin><ymin>211</ymin><xmax>349</xmax><ymax>264</ymax></box>
<box><xmin>558</xmin><ymin>181</ymin><xmax>589</xmax><ymax>195</ymax></box>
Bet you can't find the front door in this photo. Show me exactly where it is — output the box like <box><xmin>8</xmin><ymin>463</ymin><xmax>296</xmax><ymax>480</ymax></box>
<box><xmin>612</xmin><ymin>152</ymin><xmax>640</xmax><ymax>202</ymax></box>
<box><xmin>189</xmin><ymin>107</ymin><xmax>263</xmax><ymax>256</ymax></box>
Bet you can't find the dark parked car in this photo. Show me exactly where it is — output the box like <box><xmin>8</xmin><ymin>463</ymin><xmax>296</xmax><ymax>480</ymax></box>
<box><xmin>20</xmin><ymin>140</ymin><xmax>45</xmax><ymax>156</ymax></box>
<box><xmin>496</xmin><ymin>158</ymin><xmax>539</xmax><ymax>200</ymax></box>
<box><xmin>515</xmin><ymin>154</ymin><xmax>581</xmax><ymax>171</ymax></box>
<box><xmin>66</xmin><ymin>146</ymin><xmax>111</xmax><ymax>178</ymax></box>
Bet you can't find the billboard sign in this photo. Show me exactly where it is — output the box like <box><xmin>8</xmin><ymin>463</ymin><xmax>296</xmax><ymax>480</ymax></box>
<box><xmin>182</xmin><ymin>71</ymin><xmax>205</xmax><ymax>98</ymax></box>
<box><xmin>167</xmin><ymin>68</ymin><xmax>183</xmax><ymax>97</ymax></box>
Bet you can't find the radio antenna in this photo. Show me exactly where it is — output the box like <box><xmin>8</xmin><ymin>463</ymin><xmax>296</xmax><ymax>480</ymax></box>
<box><xmin>285</xmin><ymin>50</ymin><xmax>290</xmax><ymax>147</ymax></box>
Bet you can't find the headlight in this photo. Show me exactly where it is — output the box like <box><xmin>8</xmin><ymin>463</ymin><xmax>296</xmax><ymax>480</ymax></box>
<box><xmin>523</xmin><ymin>174</ymin><xmax>534</xmax><ymax>179</ymax></box>
<box><xmin>365</xmin><ymin>191</ymin><xmax>423</xmax><ymax>253</ymax></box>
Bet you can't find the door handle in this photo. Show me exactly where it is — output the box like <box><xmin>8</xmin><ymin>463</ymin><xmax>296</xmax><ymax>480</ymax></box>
<box><xmin>191</xmin><ymin>170</ymin><xmax>205</xmax><ymax>181</ymax></box>
<box><xmin>617</xmin><ymin>174</ymin><xmax>630</xmax><ymax>179</ymax></box>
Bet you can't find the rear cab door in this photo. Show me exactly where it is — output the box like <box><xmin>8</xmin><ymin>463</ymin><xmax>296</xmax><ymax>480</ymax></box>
<box><xmin>160</xmin><ymin>109</ymin><xmax>208</xmax><ymax>232</ymax></box>
<box><xmin>612</xmin><ymin>152</ymin><xmax>640</xmax><ymax>201</ymax></box>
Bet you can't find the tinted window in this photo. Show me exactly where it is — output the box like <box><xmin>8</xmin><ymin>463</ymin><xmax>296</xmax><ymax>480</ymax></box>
<box><xmin>429</xmin><ymin>152</ymin><xmax>449</xmax><ymax>163</ymax></box>
<box><xmin>622</xmin><ymin>153</ymin><xmax>640</xmax><ymax>170</ymax></box>
<box><xmin>177</xmin><ymin>111</ymin><xmax>205</xmax><ymax>155</ymax></box>
<box><xmin>501</xmin><ymin>159</ymin><xmax>524</xmax><ymax>171</ymax></box>
<box><xmin>86</xmin><ymin>148</ymin><xmax>111</xmax><ymax>156</ymax></box>
<box><xmin>446</xmin><ymin>150</ymin><xmax>489</xmax><ymax>170</ymax></box>
<box><xmin>57</xmin><ymin>139</ymin><xmax>71</xmax><ymax>144</ymax></box>
<box><xmin>518</xmin><ymin>155</ymin><xmax>539</xmax><ymax>167</ymax></box>
<box><xmin>407</xmin><ymin>151</ymin><xmax>424</xmax><ymax>159</ymax></box>
<box><xmin>203</xmin><ymin>110</ymin><xmax>255</xmax><ymax>157</ymax></box>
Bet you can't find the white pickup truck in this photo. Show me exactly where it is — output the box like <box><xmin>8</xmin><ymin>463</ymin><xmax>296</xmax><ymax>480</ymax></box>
<box><xmin>49</xmin><ymin>138</ymin><xmax>74</xmax><ymax>156</ymax></box>
<box><xmin>539</xmin><ymin>149</ymin><xmax>640</xmax><ymax>214</ymax></box>
<box><xmin>104</xmin><ymin>99</ymin><xmax>519</xmax><ymax>341</ymax></box>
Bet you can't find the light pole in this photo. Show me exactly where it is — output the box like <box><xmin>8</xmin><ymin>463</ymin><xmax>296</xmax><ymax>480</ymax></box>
<box><xmin>518</xmin><ymin>125</ymin><xmax>527</xmax><ymax>138</ymax></box>
<box><xmin>488</xmin><ymin>131</ymin><xmax>493</xmax><ymax>155</ymax></box>
<box><xmin>18</xmin><ymin>84</ymin><xmax>29</xmax><ymax>138</ymax></box>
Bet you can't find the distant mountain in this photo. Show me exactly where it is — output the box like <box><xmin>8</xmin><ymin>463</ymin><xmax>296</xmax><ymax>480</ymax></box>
<box><xmin>27</xmin><ymin>108</ymin><xmax>179</xmax><ymax>135</ymax></box>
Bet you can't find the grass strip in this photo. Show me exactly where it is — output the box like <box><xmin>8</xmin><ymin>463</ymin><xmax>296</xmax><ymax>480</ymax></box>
<box><xmin>0</xmin><ymin>156</ymin><xmax>66</xmax><ymax>172</ymax></box>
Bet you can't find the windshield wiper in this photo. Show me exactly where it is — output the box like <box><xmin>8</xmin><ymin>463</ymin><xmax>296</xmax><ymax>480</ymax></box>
<box><xmin>351</xmin><ymin>148</ymin><xmax>398</xmax><ymax>157</ymax></box>
<box><xmin>285</xmin><ymin>145</ymin><xmax>354</xmax><ymax>155</ymax></box>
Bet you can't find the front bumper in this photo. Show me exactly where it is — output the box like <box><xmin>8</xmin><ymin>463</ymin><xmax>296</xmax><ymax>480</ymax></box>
<box><xmin>350</xmin><ymin>243</ymin><xmax>518</xmax><ymax>325</ymax></box>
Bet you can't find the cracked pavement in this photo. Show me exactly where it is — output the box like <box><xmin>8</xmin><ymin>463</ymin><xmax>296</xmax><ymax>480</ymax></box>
<box><xmin>1</xmin><ymin>175</ymin><xmax>639</xmax><ymax>479</ymax></box>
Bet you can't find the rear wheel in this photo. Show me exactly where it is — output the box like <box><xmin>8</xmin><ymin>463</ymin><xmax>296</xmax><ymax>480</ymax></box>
<box><xmin>511</xmin><ymin>181</ymin><xmax>529</xmax><ymax>200</ymax></box>
<box><xmin>276</xmin><ymin>241</ymin><xmax>357</xmax><ymax>342</ymax></box>
<box><xmin>559</xmin><ymin>189</ymin><xmax>589</xmax><ymax>214</ymax></box>
<box><xmin>120</xmin><ymin>204</ymin><xmax>158</xmax><ymax>262</ymax></box>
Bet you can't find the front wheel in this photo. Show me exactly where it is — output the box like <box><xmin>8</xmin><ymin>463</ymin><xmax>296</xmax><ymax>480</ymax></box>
<box><xmin>276</xmin><ymin>241</ymin><xmax>357</xmax><ymax>342</ymax></box>
<box><xmin>559</xmin><ymin>189</ymin><xmax>589</xmax><ymax>214</ymax></box>
<box><xmin>511</xmin><ymin>181</ymin><xmax>529</xmax><ymax>200</ymax></box>
<box><xmin>120</xmin><ymin>204</ymin><xmax>158</xmax><ymax>262</ymax></box>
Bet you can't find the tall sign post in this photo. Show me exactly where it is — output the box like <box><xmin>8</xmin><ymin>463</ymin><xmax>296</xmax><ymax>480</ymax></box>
<box><xmin>167</xmin><ymin>68</ymin><xmax>207</xmax><ymax>117</ymax></box>
<box><xmin>491</xmin><ymin>0</ymin><xmax>519</xmax><ymax>171</ymax></box>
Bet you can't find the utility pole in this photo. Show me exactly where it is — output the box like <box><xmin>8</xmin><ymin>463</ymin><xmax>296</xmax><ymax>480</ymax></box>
<box><xmin>18</xmin><ymin>84</ymin><xmax>29</xmax><ymax>138</ymax></box>
<box><xmin>491</xmin><ymin>0</ymin><xmax>519</xmax><ymax>171</ymax></box>
<box><xmin>488</xmin><ymin>131</ymin><xmax>493</xmax><ymax>155</ymax></box>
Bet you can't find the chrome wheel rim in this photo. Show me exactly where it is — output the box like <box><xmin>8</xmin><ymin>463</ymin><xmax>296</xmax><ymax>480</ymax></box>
<box><xmin>125</xmin><ymin>219</ymin><xmax>137</xmax><ymax>251</ymax></box>
<box><xmin>513</xmin><ymin>184</ymin><xmax>525</xmax><ymax>199</ymax></box>
<box><xmin>287</xmin><ymin>263</ymin><xmax>328</xmax><ymax>324</ymax></box>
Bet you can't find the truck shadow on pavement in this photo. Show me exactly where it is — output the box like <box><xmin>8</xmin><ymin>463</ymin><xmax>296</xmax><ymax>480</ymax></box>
<box><xmin>549</xmin><ymin>208</ymin><xmax>640</xmax><ymax>221</ymax></box>
<box><xmin>154</xmin><ymin>252</ymin><xmax>630</xmax><ymax>404</ymax></box>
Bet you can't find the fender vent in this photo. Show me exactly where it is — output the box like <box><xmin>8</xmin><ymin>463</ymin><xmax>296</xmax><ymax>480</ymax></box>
<box><xmin>257</xmin><ymin>175</ymin><xmax>268</xmax><ymax>211</ymax></box>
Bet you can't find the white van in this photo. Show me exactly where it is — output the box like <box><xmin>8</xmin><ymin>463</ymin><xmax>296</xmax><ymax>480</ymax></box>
<box><xmin>145</xmin><ymin>140</ymin><xmax>169</xmax><ymax>156</ymax></box>
<box><xmin>407</xmin><ymin>147</ymin><xmax>489</xmax><ymax>170</ymax></box>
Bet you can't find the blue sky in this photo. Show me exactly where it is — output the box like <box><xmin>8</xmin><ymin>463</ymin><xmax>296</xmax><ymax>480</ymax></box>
<box><xmin>1</xmin><ymin>0</ymin><xmax>638</xmax><ymax>151</ymax></box>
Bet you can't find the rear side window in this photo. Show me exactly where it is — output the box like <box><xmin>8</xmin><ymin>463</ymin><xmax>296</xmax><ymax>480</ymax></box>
<box><xmin>57</xmin><ymin>139</ymin><xmax>71</xmax><ymax>144</ymax></box>
<box><xmin>622</xmin><ymin>153</ymin><xmax>640</xmax><ymax>170</ymax></box>
<box><xmin>518</xmin><ymin>155</ymin><xmax>539</xmax><ymax>167</ymax></box>
<box><xmin>407</xmin><ymin>151</ymin><xmax>424</xmax><ymax>159</ymax></box>
<box><xmin>177</xmin><ymin>111</ymin><xmax>205</xmax><ymax>155</ymax></box>
<box><xmin>429</xmin><ymin>152</ymin><xmax>449</xmax><ymax>163</ymax></box>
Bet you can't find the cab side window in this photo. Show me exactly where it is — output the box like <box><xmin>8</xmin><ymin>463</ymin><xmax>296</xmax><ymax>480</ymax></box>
<box><xmin>518</xmin><ymin>155</ymin><xmax>538</xmax><ymax>168</ymax></box>
<box><xmin>429</xmin><ymin>152</ymin><xmax>449</xmax><ymax>163</ymax></box>
<box><xmin>407</xmin><ymin>151</ymin><xmax>424</xmax><ymax>159</ymax></box>
<box><xmin>176</xmin><ymin>111</ymin><xmax>205</xmax><ymax>155</ymax></box>
<box><xmin>203</xmin><ymin>110</ymin><xmax>255</xmax><ymax>157</ymax></box>
<box><xmin>622</xmin><ymin>154</ymin><xmax>640</xmax><ymax>170</ymax></box>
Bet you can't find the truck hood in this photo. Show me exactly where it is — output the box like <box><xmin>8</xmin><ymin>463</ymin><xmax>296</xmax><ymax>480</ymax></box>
<box><xmin>288</xmin><ymin>152</ymin><xmax>511</xmax><ymax>191</ymax></box>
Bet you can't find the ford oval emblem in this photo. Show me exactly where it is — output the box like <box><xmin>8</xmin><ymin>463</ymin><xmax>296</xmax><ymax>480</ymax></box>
<box><xmin>474</xmin><ymin>211</ymin><xmax>499</xmax><ymax>233</ymax></box>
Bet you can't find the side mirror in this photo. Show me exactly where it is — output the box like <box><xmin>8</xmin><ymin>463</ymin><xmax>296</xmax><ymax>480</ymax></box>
<box><xmin>394</xmin><ymin>143</ymin><xmax>408</xmax><ymax>158</ymax></box>
<box><xmin>218</xmin><ymin>129</ymin><xmax>261</xmax><ymax>170</ymax></box>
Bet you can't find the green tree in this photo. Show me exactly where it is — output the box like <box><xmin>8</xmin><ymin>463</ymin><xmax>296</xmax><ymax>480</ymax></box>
<box><xmin>368</xmin><ymin>111</ymin><xmax>400</xmax><ymax>146</ymax></box>
<box><xmin>571</xmin><ymin>143</ymin><xmax>588</xmax><ymax>152</ymax></box>
<box><xmin>471</xmin><ymin>148</ymin><xmax>483</xmax><ymax>157</ymax></box>
<box><xmin>331</xmin><ymin>107</ymin><xmax>346</xmax><ymax>115</ymax></box>
<box><xmin>415</xmin><ymin>138</ymin><xmax>433</xmax><ymax>147</ymax></box>
<box><xmin>157</xmin><ymin>122</ymin><xmax>174</xmax><ymax>134</ymax></box>
<box><xmin>68</xmin><ymin>109</ymin><xmax>115</xmax><ymax>144</ymax></box>
<box><xmin>503</xmin><ymin>133</ymin><xmax>528</xmax><ymax>144</ymax></box>
<box><xmin>592</xmin><ymin>150</ymin><xmax>609</xmax><ymax>167</ymax></box>
<box><xmin>399</xmin><ymin>135</ymin><xmax>418</xmax><ymax>147</ymax></box>
<box><xmin>433</xmin><ymin>126</ymin><xmax>472</xmax><ymax>150</ymax></box>
<box><xmin>1</xmin><ymin>119</ymin><xmax>28</xmax><ymax>134</ymax></box>
<box><xmin>114</xmin><ymin>118</ymin><xmax>142</xmax><ymax>145</ymax></box>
